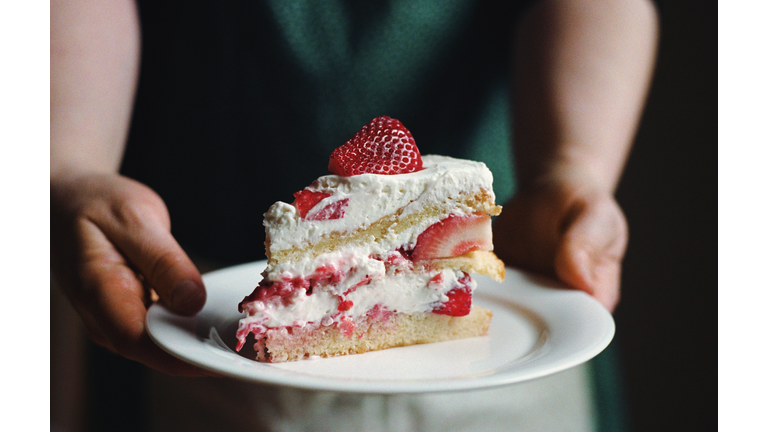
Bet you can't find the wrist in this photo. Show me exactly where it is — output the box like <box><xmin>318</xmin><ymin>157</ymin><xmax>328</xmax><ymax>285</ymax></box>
<box><xmin>50</xmin><ymin>155</ymin><xmax>121</xmax><ymax>184</ymax></box>
<box><xmin>518</xmin><ymin>157</ymin><xmax>618</xmax><ymax>198</ymax></box>
<box><xmin>50</xmin><ymin>171</ymin><xmax>125</xmax><ymax>219</ymax></box>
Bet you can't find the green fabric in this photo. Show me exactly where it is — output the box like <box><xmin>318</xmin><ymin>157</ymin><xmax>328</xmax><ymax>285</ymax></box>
<box><xmin>264</xmin><ymin>0</ymin><xmax>518</xmax><ymax>204</ymax></box>
<box><xmin>460</xmin><ymin>82</ymin><xmax>516</xmax><ymax>205</ymax></box>
<box><xmin>589</xmin><ymin>342</ymin><xmax>630</xmax><ymax>432</ymax></box>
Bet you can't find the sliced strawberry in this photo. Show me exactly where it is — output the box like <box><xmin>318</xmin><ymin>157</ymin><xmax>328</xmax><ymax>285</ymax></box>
<box><xmin>306</xmin><ymin>198</ymin><xmax>349</xmax><ymax>221</ymax></box>
<box><xmin>293</xmin><ymin>190</ymin><xmax>348</xmax><ymax>221</ymax></box>
<box><xmin>411</xmin><ymin>213</ymin><xmax>493</xmax><ymax>261</ymax></box>
<box><xmin>293</xmin><ymin>190</ymin><xmax>331</xmax><ymax>218</ymax></box>
<box><xmin>432</xmin><ymin>274</ymin><xmax>474</xmax><ymax>316</ymax></box>
<box><xmin>328</xmin><ymin>116</ymin><xmax>423</xmax><ymax>176</ymax></box>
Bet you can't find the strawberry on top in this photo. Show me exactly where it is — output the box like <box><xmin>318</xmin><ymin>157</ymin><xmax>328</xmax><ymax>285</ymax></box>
<box><xmin>329</xmin><ymin>116</ymin><xmax>423</xmax><ymax>176</ymax></box>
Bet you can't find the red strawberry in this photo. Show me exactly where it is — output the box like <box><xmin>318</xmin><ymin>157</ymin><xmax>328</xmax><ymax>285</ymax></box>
<box><xmin>432</xmin><ymin>274</ymin><xmax>474</xmax><ymax>316</ymax></box>
<box><xmin>328</xmin><ymin>116</ymin><xmax>423</xmax><ymax>176</ymax></box>
<box><xmin>312</xmin><ymin>265</ymin><xmax>345</xmax><ymax>286</ymax></box>
<box><xmin>411</xmin><ymin>213</ymin><xmax>493</xmax><ymax>261</ymax></box>
<box><xmin>306</xmin><ymin>198</ymin><xmax>349</xmax><ymax>221</ymax></box>
<box><xmin>293</xmin><ymin>190</ymin><xmax>348</xmax><ymax>221</ymax></box>
<box><xmin>293</xmin><ymin>190</ymin><xmax>330</xmax><ymax>218</ymax></box>
<box><xmin>337</xmin><ymin>299</ymin><xmax>354</xmax><ymax>312</ymax></box>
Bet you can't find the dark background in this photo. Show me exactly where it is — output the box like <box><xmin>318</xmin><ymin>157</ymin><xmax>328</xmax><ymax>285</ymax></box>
<box><xmin>612</xmin><ymin>1</ymin><xmax>716</xmax><ymax>431</ymax></box>
<box><xmin>50</xmin><ymin>1</ymin><xmax>717</xmax><ymax>431</ymax></box>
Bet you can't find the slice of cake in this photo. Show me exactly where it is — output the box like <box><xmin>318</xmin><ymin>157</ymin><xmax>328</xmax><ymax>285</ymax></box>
<box><xmin>236</xmin><ymin>116</ymin><xmax>505</xmax><ymax>362</ymax></box>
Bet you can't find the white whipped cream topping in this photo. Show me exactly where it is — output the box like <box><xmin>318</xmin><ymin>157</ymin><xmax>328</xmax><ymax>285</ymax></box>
<box><xmin>263</xmin><ymin>155</ymin><xmax>495</xmax><ymax>255</ymax></box>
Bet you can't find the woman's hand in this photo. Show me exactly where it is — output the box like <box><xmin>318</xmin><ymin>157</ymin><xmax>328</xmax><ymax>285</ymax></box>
<box><xmin>51</xmin><ymin>172</ymin><xmax>214</xmax><ymax>376</ymax></box>
<box><xmin>493</xmin><ymin>172</ymin><xmax>628</xmax><ymax>312</ymax></box>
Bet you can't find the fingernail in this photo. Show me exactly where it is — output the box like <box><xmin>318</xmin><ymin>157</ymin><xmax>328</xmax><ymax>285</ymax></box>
<box><xmin>171</xmin><ymin>279</ymin><xmax>206</xmax><ymax>314</ymax></box>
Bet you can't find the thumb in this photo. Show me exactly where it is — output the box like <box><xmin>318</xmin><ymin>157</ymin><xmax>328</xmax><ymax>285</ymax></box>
<box><xmin>101</xmin><ymin>197</ymin><xmax>206</xmax><ymax>315</ymax></box>
<box><xmin>554</xmin><ymin>196</ymin><xmax>628</xmax><ymax>312</ymax></box>
<box><xmin>126</xmin><ymin>224</ymin><xmax>206</xmax><ymax>315</ymax></box>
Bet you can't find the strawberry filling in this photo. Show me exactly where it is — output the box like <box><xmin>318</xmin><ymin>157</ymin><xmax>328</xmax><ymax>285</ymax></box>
<box><xmin>293</xmin><ymin>189</ymin><xmax>349</xmax><ymax>221</ymax></box>
<box><xmin>431</xmin><ymin>273</ymin><xmax>474</xmax><ymax>317</ymax></box>
<box><xmin>293</xmin><ymin>190</ymin><xmax>330</xmax><ymax>218</ymax></box>
<box><xmin>307</xmin><ymin>198</ymin><xmax>349</xmax><ymax>221</ymax></box>
<box><xmin>237</xmin><ymin>277</ymin><xmax>310</xmax><ymax>313</ymax></box>
<box><xmin>411</xmin><ymin>213</ymin><xmax>493</xmax><ymax>261</ymax></box>
<box><xmin>237</xmin><ymin>230</ymin><xmax>480</xmax><ymax>352</ymax></box>
<box><xmin>237</xmin><ymin>266</ymin><xmax>345</xmax><ymax>313</ymax></box>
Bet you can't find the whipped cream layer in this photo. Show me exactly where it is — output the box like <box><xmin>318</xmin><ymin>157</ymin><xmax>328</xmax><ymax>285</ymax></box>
<box><xmin>263</xmin><ymin>155</ymin><xmax>495</xmax><ymax>256</ymax></box>
<box><xmin>236</xmin><ymin>252</ymin><xmax>476</xmax><ymax>348</ymax></box>
<box><xmin>246</xmin><ymin>257</ymin><xmax>473</xmax><ymax>326</ymax></box>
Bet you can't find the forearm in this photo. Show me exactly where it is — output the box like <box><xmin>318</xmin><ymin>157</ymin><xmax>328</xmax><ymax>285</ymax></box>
<box><xmin>512</xmin><ymin>0</ymin><xmax>659</xmax><ymax>192</ymax></box>
<box><xmin>51</xmin><ymin>0</ymin><xmax>141</xmax><ymax>179</ymax></box>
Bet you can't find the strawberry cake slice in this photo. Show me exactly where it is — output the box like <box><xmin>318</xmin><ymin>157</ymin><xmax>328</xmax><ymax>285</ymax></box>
<box><xmin>236</xmin><ymin>116</ymin><xmax>505</xmax><ymax>362</ymax></box>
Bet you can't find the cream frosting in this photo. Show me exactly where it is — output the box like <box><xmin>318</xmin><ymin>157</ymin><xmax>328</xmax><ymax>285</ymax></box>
<box><xmin>263</xmin><ymin>155</ymin><xmax>495</xmax><ymax>255</ymax></box>
<box><xmin>237</xmin><ymin>155</ymin><xmax>493</xmax><ymax>349</ymax></box>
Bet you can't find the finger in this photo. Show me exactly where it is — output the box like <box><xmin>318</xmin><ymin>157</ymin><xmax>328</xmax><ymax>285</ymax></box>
<box><xmin>100</xmin><ymin>194</ymin><xmax>206</xmax><ymax>316</ymax></box>
<box><xmin>78</xmin><ymin>219</ymin><xmax>217</xmax><ymax>377</ymax></box>
<box><xmin>554</xmin><ymin>197</ymin><xmax>628</xmax><ymax>312</ymax></box>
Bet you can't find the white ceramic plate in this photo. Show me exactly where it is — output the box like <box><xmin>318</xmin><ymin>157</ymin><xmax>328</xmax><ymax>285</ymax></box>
<box><xmin>146</xmin><ymin>261</ymin><xmax>614</xmax><ymax>394</ymax></box>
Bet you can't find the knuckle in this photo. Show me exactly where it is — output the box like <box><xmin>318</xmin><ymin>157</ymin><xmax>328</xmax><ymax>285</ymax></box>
<box><xmin>81</xmin><ymin>263</ymin><xmax>138</xmax><ymax>300</ymax></box>
<box><xmin>112</xmin><ymin>196</ymin><xmax>169</xmax><ymax>230</ymax></box>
